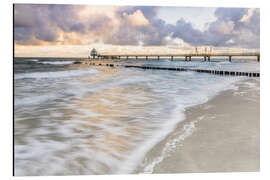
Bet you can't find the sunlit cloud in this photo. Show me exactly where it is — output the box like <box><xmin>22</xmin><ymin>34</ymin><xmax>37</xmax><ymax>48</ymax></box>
<box><xmin>122</xmin><ymin>10</ymin><xmax>150</xmax><ymax>26</ymax></box>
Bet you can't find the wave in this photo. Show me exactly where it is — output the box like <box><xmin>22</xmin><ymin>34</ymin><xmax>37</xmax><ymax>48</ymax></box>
<box><xmin>27</xmin><ymin>59</ymin><xmax>39</xmax><ymax>62</ymax></box>
<box><xmin>15</xmin><ymin>69</ymin><xmax>99</xmax><ymax>80</ymax></box>
<box><xmin>14</xmin><ymin>65</ymin><xmax>250</xmax><ymax>175</ymax></box>
<box><xmin>38</xmin><ymin>61</ymin><xmax>74</xmax><ymax>65</ymax></box>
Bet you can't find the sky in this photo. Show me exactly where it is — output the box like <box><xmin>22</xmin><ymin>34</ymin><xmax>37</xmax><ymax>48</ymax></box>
<box><xmin>14</xmin><ymin>4</ymin><xmax>260</xmax><ymax>57</ymax></box>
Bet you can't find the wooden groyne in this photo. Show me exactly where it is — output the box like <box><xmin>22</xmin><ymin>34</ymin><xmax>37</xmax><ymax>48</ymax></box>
<box><xmin>78</xmin><ymin>62</ymin><xmax>260</xmax><ymax>77</ymax></box>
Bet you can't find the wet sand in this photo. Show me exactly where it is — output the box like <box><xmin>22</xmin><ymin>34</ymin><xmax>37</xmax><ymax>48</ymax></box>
<box><xmin>137</xmin><ymin>78</ymin><xmax>260</xmax><ymax>173</ymax></box>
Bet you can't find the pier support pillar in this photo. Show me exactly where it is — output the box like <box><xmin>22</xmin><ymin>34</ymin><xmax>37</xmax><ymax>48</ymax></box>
<box><xmin>208</xmin><ymin>56</ymin><xmax>210</xmax><ymax>62</ymax></box>
<box><xmin>146</xmin><ymin>56</ymin><xmax>148</xmax><ymax>60</ymax></box>
<box><xmin>229</xmin><ymin>56</ymin><xmax>232</xmax><ymax>62</ymax></box>
<box><xmin>171</xmin><ymin>56</ymin><xmax>173</xmax><ymax>60</ymax></box>
<box><xmin>158</xmin><ymin>56</ymin><xmax>160</xmax><ymax>60</ymax></box>
<box><xmin>185</xmin><ymin>56</ymin><xmax>187</xmax><ymax>61</ymax></box>
<box><xmin>204</xmin><ymin>56</ymin><xmax>206</xmax><ymax>61</ymax></box>
<box><xmin>257</xmin><ymin>55</ymin><xmax>260</xmax><ymax>62</ymax></box>
<box><xmin>189</xmin><ymin>56</ymin><xmax>191</xmax><ymax>61</ymax></box>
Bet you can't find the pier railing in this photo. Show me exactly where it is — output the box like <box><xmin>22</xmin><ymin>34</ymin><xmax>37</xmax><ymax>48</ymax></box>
<box><xmin>100</xmin><ymin>53</ymin><xmax>259</xmax><ymax>56</ymax></box>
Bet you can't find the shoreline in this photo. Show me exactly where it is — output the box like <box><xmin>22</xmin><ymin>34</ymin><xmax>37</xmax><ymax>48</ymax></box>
<box><xmin>136</xmin><ymin>78</ymin><xmax>260</xmax><ymax>173</ymax></box>
<box><xmin>14</xmin><ymin>60</ymin><xmax>260</xmax><ymax>175</ymax></box>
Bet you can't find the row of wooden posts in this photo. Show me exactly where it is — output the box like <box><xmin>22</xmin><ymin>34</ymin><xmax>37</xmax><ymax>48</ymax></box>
<box><xmin>80</xmin><ymin>61</ymin><xmax>260</xmax><ymax>77</ymax></box>
<box><xmin>102</xmin><ymin>55</ymin><xmax>260</xmax><ymax>62</ymax></box>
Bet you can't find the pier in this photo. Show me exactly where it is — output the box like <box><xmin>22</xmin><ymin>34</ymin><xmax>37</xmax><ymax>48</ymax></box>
<box><xmin>99</xmin><ymin>53</ymin><xmax>260</xmax><ymax>62</ymax></box>
<box><xmin>83</xmin><ymin>51</ymin><xmax>260</xmax><ymax>77</ymax></box>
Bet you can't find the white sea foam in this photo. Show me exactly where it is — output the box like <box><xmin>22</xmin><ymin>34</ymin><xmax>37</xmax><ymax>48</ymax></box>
<box><xmin>27</xmin><ymin>59</ymin><xmax>39</xmax><ymax>62</ymax></box>
<box><xmin>143</xmin><ymin>120</ymin><xmax>198</xmax><ymax>174</ymax></box>
<box><xmin>39</xmin><ymin>61</ymin><xmax>74</xmax><ymax>65</ymax></box>
<box><xmin>14</xmin><ymin>69</ymin><xmax>99</xmax><ymax>80</ymax></box>
<box><xmin>15</xmin><ymin>93</ymin><xmax>58</xmax><ymax>107</ymax></box>
<box><xmin>115</xmin><ymin>102</ymin><xmax>186</xmax><ymax>174</ymax></box>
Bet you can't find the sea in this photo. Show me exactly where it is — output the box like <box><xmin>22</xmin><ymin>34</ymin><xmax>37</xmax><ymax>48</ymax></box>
<box><xmin>14</xmin><ymin>57</ymin><xmax>260</xmax><ymax>175</ymax></box>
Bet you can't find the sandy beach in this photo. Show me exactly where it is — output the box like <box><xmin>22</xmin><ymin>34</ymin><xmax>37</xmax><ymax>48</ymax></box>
<box><xmin>137</xmin><ymin>78</ymin><xmax>260</xmax><ymax>173</ymax></box>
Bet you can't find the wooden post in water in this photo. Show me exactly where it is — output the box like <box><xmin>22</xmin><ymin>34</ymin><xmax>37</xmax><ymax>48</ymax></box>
<box><xmin>204</xmin><ymin>56</ymin><xmax>206</xmax><ymax>61</ymax></box>
<box><xmin>257</xmin><ymin>55</ymin><xmax>260</xmax><ymax>62</ymax></box>
<box><xmin>189</xmin><ymin>56</ymin><xmax>191</xmax><ymax>61</ymax></box>
<box><xmin>185</xmin><ymin>56</ymin><xmax>187</xmax><ymax>61</ymax></box>
<box><xmin>171</xmin><ymin>56</ymin><xmax>173</xmax><ymax>60</ymax></box>
<box><xmin>208</xmin><ymin>56</ymin><xmax>210</xmax><ymax>62</ymax></box>
<box><xmin>136</xmin><ymin>56</ymin><xmax>138</xmax><ymax>59</ymax></box>
<box><xmin>126</xmin><ymin>56</ymin><xmax>128</xmax><ymax>60</ymax></box>
<box><xmin>146</xmin><ymin>56</ymin><xmax>148</xmax><ymax>60</ymax></box>
<box><xmin>229</xmin><ymin>56</ymin><xmax>232</xmax><ymax>62</ymax></box>
<box><xmin>158</xmin><ymin>56</ymin><xmax>160</xmax><ymax>60</ymax></box>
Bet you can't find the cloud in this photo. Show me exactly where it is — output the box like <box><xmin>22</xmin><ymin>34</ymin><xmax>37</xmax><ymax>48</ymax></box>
<box><xmin>14</xmin><ymin>4</ymin><xmax>118</xmax><ymax>45</ymax></box>
<box><xmin>170</xmin><ymin>8</ymin><xmax>259</xmax><ymax>48</ymax></box>
<box><xmin>122</xmin><ymin>10</ymin><xmax>149</xmax><ymax>26</ymax></box>
<box><xmin>116</xmin><ymin>6</ymin><xmax>158</xmax><ymax>21</ymax></box>
<box><xmin>105</xmin><ymin>6</ymin><xmax>174</xmax><ymax>46</ymax></box>
<box><xmin>214</xmin><ymin>8</ymin><xmax>248</xmax><ymax>22</ymax></box>
<box><xmin>14</xmin><ymin>5</ymin><xmax>259</xmax><ymax>49</ymax></box>
<box><xmin>107</xmin><ymin>6</ymin><xmax>260</xmax><ymax>48</ymax></box>
<box><xmin>212</xmin><ymin>21</ymin><xmax>235</xmax><ymax>35</ymax></box>
<box><xmin>14</xmin><ymin>4</ymin><xmax>62</xmax><ymax>44</ymax></box>
<box><xmin>14</xmin><ymin>5</ymin><xmax>35</xmax><ymax>28</ymax></box>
